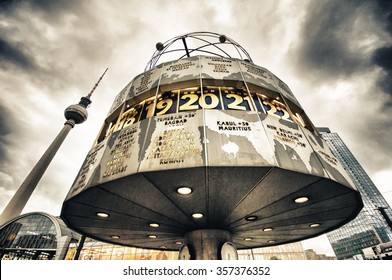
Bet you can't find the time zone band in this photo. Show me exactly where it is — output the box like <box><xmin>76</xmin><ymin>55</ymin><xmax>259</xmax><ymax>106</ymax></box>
<box><xmin>101</xmin><ymin>86</ymin><xmax>307</xmax><ymax>141</ymax></box>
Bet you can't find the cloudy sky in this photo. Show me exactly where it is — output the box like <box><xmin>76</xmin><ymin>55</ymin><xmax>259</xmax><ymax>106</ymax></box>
<box><xmin>1</xmin><ymin>0</ymin><xmax>392</xmax><ymax>256</ymax></box>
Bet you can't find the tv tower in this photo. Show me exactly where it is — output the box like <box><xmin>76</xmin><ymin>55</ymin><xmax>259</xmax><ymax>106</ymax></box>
<box><xmin>0</xmin><ymin>68</ymin><xmax>108</xmax><ymax>226</ymax></box>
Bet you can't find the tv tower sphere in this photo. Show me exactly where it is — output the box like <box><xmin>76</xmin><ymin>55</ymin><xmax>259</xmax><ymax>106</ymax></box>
<box><xmin>64</xmin><ymin>98</ymin><xmax>90</xmax><ymax>124</ymax></box>
<box><xmin>61</xmin><ymin>32</ymin><xmax>363</xmax><ymax>260</ymax></box>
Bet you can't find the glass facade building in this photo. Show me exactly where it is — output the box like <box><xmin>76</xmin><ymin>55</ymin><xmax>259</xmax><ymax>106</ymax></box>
<box><xmin>0</xmin><ymin>212</ymin><xmax>79</xmax><ymax>260</ymax></box>
<box><xmin>66</xmin><ymin>238</ymin><xmax>307</xmax><ymax>260</ymax></box>
<box><xmin>318</xmin><ymin>128</ymin><xmax>392</xmax><ymax>259</ymax></box>
<box><xmin>66</xmin><ymin>238</ymin><xmax>178</xmax><ymax>260</ymax></box>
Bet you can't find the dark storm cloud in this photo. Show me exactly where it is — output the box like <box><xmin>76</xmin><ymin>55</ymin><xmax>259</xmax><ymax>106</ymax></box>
<box><xmin>294</xmin><ymin>0</ymin><xmax>372</xmax><ymax>78</ymax></box>
<box><xmin>290</xmin><ymin>0</ymin><xmax>392</xmax><ymax>177</ymax></box>
<box><xmin>373</xmin><ymin>47</ymin><xmax>392</xmax><ymax>73</ymax></box>
<box><xmin>0</xmin><ymin>0</ymin><xmax>77</xmax><ymax>14</ymax></box>
<box><xmin>295</xmin><ymin>0</ymin><xmax>392</xmax><ymax>101</ymax></box>
<box><xmin>373</xmin><ymin>46</ymin><xmax>392</xmax><ymax>101</ymax></box>
<box><xmin>0</xmin><ymin>0</ymin><xmax>116</xmax><ymax>97</ymax></box>
<box><xmin>0</xmin><ymin>106</ymin><xmax>11</xmax><ymax>136</ymax></box>
<box><xmin>0</xmin><ymin>0</ymin><xmax>77</xmax><ymax>73</ymax></box>
<box><xmin>373</xmin><ymin>0</ymin><xmax>392</xmax><ymax>34</ymax></box>
<box><xmin>0</xmin><ymin>104</ymin><xmax>13</xmax><ymax>163</ymax></box>
<box><xmin>0</xmin><ymin>38</ymin><xmax>35</xmax><ymax>70</ymax></box>
<box><xmin>371</xmin><ymin>0</ymin><xmax>392</xmax><ymax>100</ymax></box>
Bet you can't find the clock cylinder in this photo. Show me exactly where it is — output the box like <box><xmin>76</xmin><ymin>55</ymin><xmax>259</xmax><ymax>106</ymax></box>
<box><xmin>61</xmin><ymin>32</ymin><xmax>363</xmax><ymax>255</ymax></box>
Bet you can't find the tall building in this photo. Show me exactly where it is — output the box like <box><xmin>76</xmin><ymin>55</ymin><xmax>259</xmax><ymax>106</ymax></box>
<box><xmin>238</xmin><ymin>242</ymin><xmax>307</xmax><ymax>260</ymax></box>
<box><xmin>318</xmin><ymin>128</ymin><xmax>392</xmax><ymax>259</ymax></box>
<box><xmin>304</xmin><ymin>249</ymin><xmax>336</xmax><ymax>260</ymax></box>
<box><xmin>0</xmin><ymin>69</ymin><xmax>108</xmax><ymax>226</ymax></box>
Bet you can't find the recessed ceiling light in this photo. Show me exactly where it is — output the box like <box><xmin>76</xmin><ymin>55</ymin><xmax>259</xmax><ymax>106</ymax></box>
<box><xmin>294</xmin><ymin>197</ymin><xmax>309</xmax><ymax>204</ymax></box>
<box><xmin>149</xmin><ymin>223</ymin><xmax>160</xmax><ymax>228</ymax></box>
<box><xmin>148</xmin><ymin>235</ymin><xmax>158</xmax><ymax>239</ymax></box>
<box><xmin>111</xmin><ymin>235</ymin><xmax>120</xmax><ymax>239</ymax></box>
<box><xmin>175</xmin><ymin>241</ymin><xmax>183</xmax><ymax>245</ymax></box>
<box><xmin>96</xmin><ymin>212</ymin><xmax>109</xmax><ymax>218</ymax></box>
<box><xmin>244</xmin><ymin>237</ymin><xmax>253</xmax><ymax>241</ymax></box>
<box><xmin>245</xmin><ymin>216</ymin><xmax>258</xmax><ymax>221</ymax></box>
<box><xmin>309</xmin><ymin>223</ymin><xmax>321</xmax><ymax>228</ymax></box>
<box><xmin>263</xmin><ymin>227</ymin><xmax>273</xmax><ymax>232</ymax></box>
<box><xmin>177</xmin><ymin>187</ymin><xmax>192</xmax><ymax>195</ymax></box>
<box><xmin>192</xmin><ymin>213</ymin><xmax>203</xmax><ymax>219</ymax></box>
<box><xmin>159</xmin><ymin>246</ymin><xmax>167</xmax><ymax>249</ymax></box>
<box><xmin>267</xmin><ymin>240</ymin><xmax>276</xmax><ymax>243</ymax></box>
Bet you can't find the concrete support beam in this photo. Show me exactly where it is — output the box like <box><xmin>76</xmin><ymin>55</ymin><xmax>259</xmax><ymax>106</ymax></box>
<box><xmin>184</xmin><ymin>229</ymin><xmax>236</xmax><ymax>260</ymax></box>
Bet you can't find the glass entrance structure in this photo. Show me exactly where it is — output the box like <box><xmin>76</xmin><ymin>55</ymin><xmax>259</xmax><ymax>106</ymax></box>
<box><xmin>0</xmin><ymin>212</ymin><xmax>79</xmax><ymax>260</ymax></box>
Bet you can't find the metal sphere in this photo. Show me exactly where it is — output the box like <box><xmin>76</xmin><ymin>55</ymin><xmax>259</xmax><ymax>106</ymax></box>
<box><xmin>64</xmin><ymin>104</ymin><xmax>88</xmax><ymax>124</ymax></box>
<box><xmin>156</xmin><ymin>42</ymin><xmax>164</xmax><ymax>51</ymax></box>
<box><xmin>219</xmin><ymin>34</ymin><xmax>227</xmax><ymax>43</ymax></box>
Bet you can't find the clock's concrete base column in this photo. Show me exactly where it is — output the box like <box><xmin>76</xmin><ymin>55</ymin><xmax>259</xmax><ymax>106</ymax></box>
<box><xmin>182</xmin><ymin>229</ymin><xmax>237</xmax><ymax>260</ymax></box>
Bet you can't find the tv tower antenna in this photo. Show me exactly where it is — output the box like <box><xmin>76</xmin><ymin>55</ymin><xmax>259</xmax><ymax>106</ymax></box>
<box><xmin>87</xmin><ymin>68</ymin><xmax>108</xmax><ymax>99</ymax></box>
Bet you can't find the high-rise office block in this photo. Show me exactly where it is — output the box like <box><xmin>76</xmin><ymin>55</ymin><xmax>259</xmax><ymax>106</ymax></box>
<box><xmin>318</xmin><ymin>127</ymin><xmax>392</xmax><ymax>259</ymax></box>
